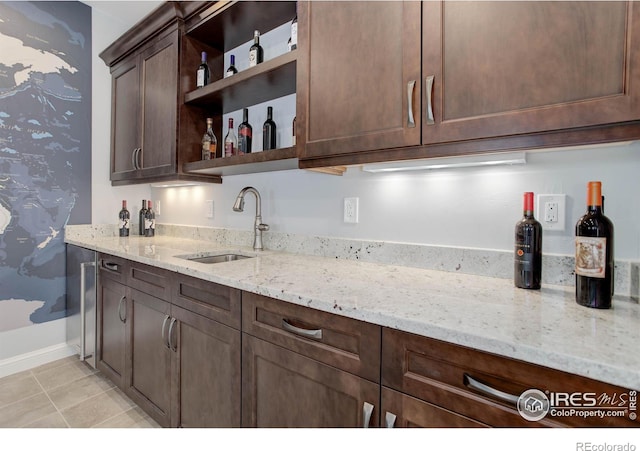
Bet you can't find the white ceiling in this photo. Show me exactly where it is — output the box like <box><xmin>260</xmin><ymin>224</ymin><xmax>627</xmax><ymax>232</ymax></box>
<box><xmin>83</xmin><ymin>1</ymin><xmax>163</xmax><ymax>29</ymax></box>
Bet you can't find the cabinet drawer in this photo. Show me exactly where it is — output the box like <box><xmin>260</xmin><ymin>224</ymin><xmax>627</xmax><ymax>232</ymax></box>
<box><xmin>127</xmin><ymin>261</ymin><xmax>172</xmax><ymax>301</ymax></box>
<box><xmin>382</xmin><ymin>328</ymin><xmax>638</xmax><ymax>427</ymax></box>
<box><xmin>98</xmin><ymin>253</ymin><xmax>129</xmax><ymax>284</ymax></box>
<box><xmin>242</xmin><ymin>292</ymin><xmax>381</xmax><ymax>382</ymax></box>
<box><xmin>173</xmin><ymin>273</ymin><xmax>241</xmax><ymax>330</ymax></box>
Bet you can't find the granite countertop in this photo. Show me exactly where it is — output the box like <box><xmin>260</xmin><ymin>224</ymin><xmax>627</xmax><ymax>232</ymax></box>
<box><xmin>65</xmin><ymin>232</ymin><xmax>640</xmax><ymax>390</ymax></box>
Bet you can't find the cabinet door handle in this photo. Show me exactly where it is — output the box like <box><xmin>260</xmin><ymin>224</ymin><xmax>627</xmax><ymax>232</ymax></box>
<box><xmin>384</xmin><ymin>411</ymin><xmax>397</xmax><ymax>428</ymax></box>
<box><xmin>103</xmin><ymin>261</ymin><xmax>119</xmax><ymax>272</ymax></box>
<box><xmin>131</xmin><ymin>148</ymin><xmax>138</xmax><ymax>170</ymax></box>
<box><xmin>407</xmin><ymin>80</ymin><xmax>416</xmax><ymax>128</ymax></box>
<box><xmin>136</xmin><ymin>148</ymin><xmax>142</xmax><ymax>169</ymax></box>
<box><xmin>282</xmin><ymin>319</ymin><xmax>322</xmax><ymax>340</ymax></box>
<box><xmin>117</xmin><ymin>296</ymin><xmax>127</xmax><ymax>323</ymax></box>
<box><xmin>168</xmin><ymin>317</ymin><xmax>177</xmax><ymax>352</ymax></box>
<box><xmin>161</xmin><ymin>315</ymin><xmax>171</xmax><ymax>349</ymax></box>
<box><xmin>463</xmin><ymin>373</ymin><xmax>519</xmax><ymax>407</ymax></box>
<box><xmin>362</xmin><ymin>402</ymin><xmax>374</xmax><ymax>428</ymax></box>
<box><xmin>425</xmin><ymin>75</ymin><xmax>435</xmax><ymax>125</ymax></box>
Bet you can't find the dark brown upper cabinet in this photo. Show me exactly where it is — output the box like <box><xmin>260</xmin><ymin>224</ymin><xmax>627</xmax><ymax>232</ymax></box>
<box><xmin>297</xmin><ymin>1</ymin><xmax>640</xmax><ymax>169</ymax></box>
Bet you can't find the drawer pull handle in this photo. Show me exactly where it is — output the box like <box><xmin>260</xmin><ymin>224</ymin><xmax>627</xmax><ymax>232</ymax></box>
<box><xmin>117</xmin><ymin>296</ymin><xmax>127</xmax><ymax>323</ymax></box>
<box><xmin>363</xmin><ymin>402</ymin><xmax>374</xmax><ymax>428</ymax></box>
<box><xmin>407</xmin><ymin>80</ymin><xmax>416</xmax><ymax>128</ymax></box>
<box><xmin>385</xmin><ymin>411</ymin><xmax>397</xmax><ymax>428</ymax></box>
<box><xmin>282</xmin><ymin>319</ymin><xmax>322</xmax><ymax>340</ymax></box>
<box><xmin>168</xmin><ymin>317</ymin><xmax>177</xmax><ymax>352</ymax></box>
<box><xmin>425</xmin><ymin>75</ymin><xmax>435</xmax><ymax>125</ymax></box>
<box><xmin>161</xmin><ymin>315</ymin><xmax>171</xmax><ymax>349</ymax></box>
<box><xmin>463</xmin><ymin>373</ymin><xmax>519</xmax><ymax>407</ymax></box>
<box><xmin>103</xmin><ymin>261</ymin><xmax>119</xmax><ymax>272</ymax></box>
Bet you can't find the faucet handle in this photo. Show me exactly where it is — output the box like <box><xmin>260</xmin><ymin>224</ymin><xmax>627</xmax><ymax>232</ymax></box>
<box><xmin>258</xmin><ymin>223</ymin><xmax>269</xmax><ymax>232</ymax></box>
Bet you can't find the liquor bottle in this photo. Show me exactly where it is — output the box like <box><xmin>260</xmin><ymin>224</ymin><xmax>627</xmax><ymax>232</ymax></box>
<box><xmin>138</xmin><ymin>200</ymin><xmax>147</xmax><ymax>236</ymax></box>
<box><xmin>238</xmin><ymin>108</ymin><xmax>252</xmax><ymax>154</ymax></box>
<box><xmin>292</xmin><ymin>116</ymin><xmax>296</xmax><ymax>146</ymax></box>
<box><xmin>249</xmin><ymin>30</ymin><xmax>264</xmax><ymax>67</ymax></box>
<box><xmin>575</xmin><ymin>181</ymin><xmax>614</xmax><ymax>309</ymax></box>
<box><xmin>196</xmin><ymin>51</ymin><xmax>209</xmax><ymax>88</ymax></box>
<box><xmin>202</xmin><ymin>118</ymin><xmax>217</xmax><ymax>160</ymax></box>
<box><xmin>118</xmin><ymin>200</ymin><xmax>130</xmax><ymax>237</ymax></box>
<box><xmin>263</xmin><ymin>106</ymin><xmax>277</xmax><ymax>150</ymax></box>
<box><xmin>224</xmin><ymin>118</ymin><xmax>237</xmax><ymax>157</ymax></box>
<box><xmin>514</xmin><ymin>192</ymin><xmax>542</xmax><ymax>289</ymax></box>
<box><xmin>290</xmin><ymin>6</ymin><xmax>298</xmax><ymax>50</ymax></box>
<box><xmin>225</xmin><ymin>54</ymin><xmax>238</xmax><ymax>78</ymax></box>
<box><xmin>144</xmin><ymin>200</ymin><xmax>155</xmax><ymax>237</ymax></box>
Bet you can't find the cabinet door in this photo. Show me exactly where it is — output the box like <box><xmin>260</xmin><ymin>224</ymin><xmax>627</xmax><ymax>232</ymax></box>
<box><xmin>138</xmin><ymin>31</ymin><xmax>178</xmax><ymax>178</ymax></box>
<box><xmin>381</xmin><ymin>387</ymin><xmax>487</xmax><ymax>428</ymax></box>
<box><xmin>298</xmin><ymin>1</ymin><xmax>422</xmax><ymax>159</ymax></box>
<box><xmin>423</xmin><ymin>1</ymin><xmax>640</xmax><ymax>144</ymax></box>
<box><xmin>171</xmin><ymin>305</ymin><xmax>241</xmax><ymax>428</ymax></box>
<box><xmin>110</xmin><ymin>56</ymin><xmax>140</xmax><ymax>182</ymax></box>
<box><xmin>126</xmin><ymin>288</ymin><xmax>173</xmax><ymax>427</ymax></box>
<box><xmin>242</xmin><ymin>335</ymin><xmax>380</xmax><ymax>428</ymax></box>
<box><xmin>96</xmin><ymin>276</ymin><xmax>128</xmax><ymax>388</ymax></box>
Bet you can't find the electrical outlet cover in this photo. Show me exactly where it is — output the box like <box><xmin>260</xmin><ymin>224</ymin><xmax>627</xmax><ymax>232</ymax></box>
<box><xmin>344</xmin><ymin>197</ymin><xmax>359</xmax><ymax>223</ymax></box>
<box><xmin>537</xmin><ymin>194</ymin><xmax>566</xmax><ymax>231</ymax></box>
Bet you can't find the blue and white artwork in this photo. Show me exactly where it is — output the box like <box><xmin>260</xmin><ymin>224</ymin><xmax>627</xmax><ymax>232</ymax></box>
<box><xmin>0</xmin><ymin>1</ymin><xmax>91</xmax><ymax>331</ymax></box>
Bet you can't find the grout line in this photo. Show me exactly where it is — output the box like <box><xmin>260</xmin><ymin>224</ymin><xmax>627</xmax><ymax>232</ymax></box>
<box><xmin>31</xmin><ymin>371</ymin><xmax>71</xmax><ymax>428</ymax></box>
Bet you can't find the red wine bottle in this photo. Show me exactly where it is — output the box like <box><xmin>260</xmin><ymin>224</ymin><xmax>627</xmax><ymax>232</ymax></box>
<box><xmin>196</xmin><ymin>51</ymin><xmax>209</xmax><ymax>88</ymax></box>
<box><xmin>118</xmin><ymin>200</ymin><xmax>130</xmax><ymax>237</ymax></box>
<box><xmin>138</xmin><ymin>200</ymin><xmax>147</xmax><ymax>236</ymax></box>
<box><xmin>144</xmin><ymin>200</ymin><xmax>155</xmax><ymax>237</ymax></box>
<box><xmin>238</xmin><ymin>108</ymin><xmax>252</xmax><ymax>154</ymax></box>
<box><xmin>262</xmin><ymin>106</ymin><xmax>276</xmax><ymax>150</ymax></box>
<box><xmin>514</xmin><ymin>192</ymin><xmax>542</xmax><ymax>289</ymax></box>
<box><xmin>225</xmin><ymin>54</ymin><xmax>238</xmax><ymax>78</ymax></box>
<box><xmin>575</xmin><ymin>181</ymin><xmax>614</xmax><ymax>309</ymax></box>
<box><xmin>249</xmin><ymin>30</ymin><xmax>263</xmax><ymax>67</ymax></box>
<box><xmin>224</xmin><ymin>118</ymin><xmax>237</xmax><ymax>157</ymax></box>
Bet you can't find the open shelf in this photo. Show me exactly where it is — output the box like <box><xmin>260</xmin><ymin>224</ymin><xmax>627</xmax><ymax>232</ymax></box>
<box><xmin>183</xmin><ymin>146</ymin><xmax>298</xmax><ymax>177</ymax></box>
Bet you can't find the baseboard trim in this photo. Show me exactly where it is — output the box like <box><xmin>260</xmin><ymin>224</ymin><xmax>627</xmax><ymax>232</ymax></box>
<box><xmin>0</xmin><ymin>343</ymin><xmax>77</xmax><ymax>378</ymax></box>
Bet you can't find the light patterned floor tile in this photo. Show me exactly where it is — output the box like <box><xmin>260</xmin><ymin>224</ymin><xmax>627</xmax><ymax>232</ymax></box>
<box><xmin>60</xmin><ymin>387</ymin><xmax>136</xmax><ymax>428</ymax></box>
<box><xmin>0</xmin><ymin>393</ymin><xmax>57</xmax><ymax>428</ymax></box>
<box><xmin>93</xmin><ymin>406</ymin><xmax>160</xmax><ymax>428</ymax></box>
<box><xmin>0</xmin><ymin>374</ymin><xmax>43</xmax><ymax>408</ymax></box>
<box><xmin>23</xmin><ymin>411</ymin><xmax>69</xmax><ymax>428</ymax></box>
<box><xmin>33</xmin><ymin>359</ymin><xmax>97</xmax><ymax>392</ymax></box>
<box><xmin>47</xmin><ymin>372</ymin><xmax>115</xmax><ymax>411</ymax></box>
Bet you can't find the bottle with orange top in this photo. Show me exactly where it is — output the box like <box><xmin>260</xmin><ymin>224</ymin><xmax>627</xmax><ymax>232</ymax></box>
<box><xmin>575</xmin><ymin>181</ymin><xmax>614</xmax><ymax>309</ymax></box>
<box><xmin>514</xmin><ymin>192</ymin><xmax>542</xmax><ymax>289</ymax></box>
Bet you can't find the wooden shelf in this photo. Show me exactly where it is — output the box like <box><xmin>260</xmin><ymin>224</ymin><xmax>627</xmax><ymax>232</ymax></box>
<box><xmin>183</xmin><ymin>146</ymin><xmax>298</xmax><ymax>177</ymax></box>
<box><xmin>185</xmin><ymin>50</ymin><xmax>297</xmax><ymax>114</ymax></box>
<box><xmin>185</xmin><ymin>1</ymin><xmax>297</xmax><ymax>52</ymax></box>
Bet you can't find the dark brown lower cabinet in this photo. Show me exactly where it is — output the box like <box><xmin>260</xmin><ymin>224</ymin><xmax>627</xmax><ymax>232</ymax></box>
<box><xmin>96</xmin><ymin>276</ymin><xmax>128</xmax><ymax>388</ymax></box>
<box><xmin>171</xmin><ymin>304</ymin><xmax>241</xmax><ymax>428</ymax></box>
<box><xmin>381</xmin><ymin>387</ymin><xmax>487</xmax><ymax>428</ymax></box>
<box><xmin>242</xmin><ymin>334</ymin><xmax>380</xmax><ymax>427</ymax></box>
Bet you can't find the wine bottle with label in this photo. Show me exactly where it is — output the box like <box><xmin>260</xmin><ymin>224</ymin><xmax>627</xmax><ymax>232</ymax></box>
<box><xmin>249</xmin><ymin>30</ymin><xmax>264</xmax><ymax>67</ymax></box>
<box><xmin>514</xmin><ymin>192</ymin><xmax>542</xmax><ymax>289</ymax></box>
<box><xmin>224</xmin><ymin>118</ymin><xmax>237</xmax><ymax>157</ymax></box>
<box><xmin>292</xmin><ymin>116</ymin><xmax>296</xmax><ymax>146</ymax></box>
<box><xmin>263</xmin><ymin>106</ymin><xmax>277</xmax><ymax>150</ymax></box>
<box><xmin>202</xmin><ymin>118</ymin><xmax>217</xmax><ymax>160</ymax></box>
<box><xmin>144</xmin><ymin>200</ymin><xmax>155</xmax><ymax>237</ymax></box>
<box><xmin>118</xmin><ymin>200</ymin><xmax>130</xmax><ymax>237</ymax></box>
<box><xmin>138</xmin><ymin>200</ymin><xmax>147</xmax><ymax>236</ymax></box>
<box><xmin>575</xmin><ymin>181</ymin><xmax>614</xmax><ymax>309</ymax></box>
<box><xmin>238</xmin><ymin>108</ymin><xmax>252</xmax><ymax>154</ymax></box>
<box><xmin>290</xmin><ymin>6</ymin><xmax>298</xmax><ymax>50</ymax></box>
<box><xmin>225</xmin><ymin>54</ymin><xmax>238</xmax><ymax>78</ymax></box>
<box><xmin>196</xmin><ymin>51</ymin><xmax>209</xmax><ymax>88</ymax></box>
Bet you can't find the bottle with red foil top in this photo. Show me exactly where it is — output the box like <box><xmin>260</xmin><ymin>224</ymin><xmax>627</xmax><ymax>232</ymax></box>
<box><xmin>514</xmin><ymin>192</ymin><xmax>542</xmax><ymax>289</ymax></box>
<box><xmin>224</xmin><ymin>118</ymin><xmax>237</xmax><ymax>157</ymax></box>
<box><xmin>575</xmin><ymin>181</ymin><xmax>614</xmax><ymax>308</ymax></box>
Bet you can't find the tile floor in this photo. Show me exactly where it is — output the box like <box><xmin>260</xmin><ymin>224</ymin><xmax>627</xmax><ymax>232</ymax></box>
<box><xmin>0</xmin><ymin>356</ymin><xmax>160</xmax><ymax>428</ymax></box>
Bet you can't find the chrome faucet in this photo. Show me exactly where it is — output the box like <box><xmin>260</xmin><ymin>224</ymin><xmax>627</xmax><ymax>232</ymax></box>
<box><xmin>233</xmin><ymin>186</ymin><xmax>269</xmax><ymax>251</ymax></box>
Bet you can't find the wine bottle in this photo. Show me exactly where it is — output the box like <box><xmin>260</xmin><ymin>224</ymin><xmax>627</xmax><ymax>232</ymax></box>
<box><xmin>292</xmin><ymin>116</ymin><xmax>296</xmax><ymax>146</ymax></box>
<box><xmin>202</xmin><ymin>118</ymin><xmax>217</xmax><ymax>160</ymax></box>
<box><xmin>238</xmin><ymin>108</ymin><xmax>252</xmax><ymax>154</ymax></box>
<box><xmin>144</xmin><ymin>200</ymin><xmax>155</xmax><ymax>237</ymax></box>
<box><xmin>225</xmin><ymin>54</ymin><xmax>238</xmax><ymax>78</ymax></box>
<box><xmin>118</xmin><ymin>200</ymin><xmax>130</xmax><ymax>237</ymax></box>
<box><xmin>575</xmin><ymin>181</ymin><xmax>614</xmax><ymax>309</ymax></box>
<box><xmin>138</xmin><ymin>200</ymin><xmax>147</xmax><ymax>236</ymax></box>
<box><xmin>249</xmin><ymin>30</ymin><xmax>264</xmax><ymax>67</ymax></box>
<box><xmin>514</xmin><ymin>192</ymin><xmax>542</xmax><ymax>289</ymax></box>
<box><xmin>263</xmin><ymin>106</ymin><xmax>277</xmax><ymax>150</ymax></box>
<box><xmin>290</xmin><ymin>7</ymin><xmax>298</xmax><ymax>51</ymax></box>
<box><xmin>224</xmin><ymin>118</ymin><xmax>237</xmax><ymax>157</ymax></box>
<box><xmin>196</xmin><ymin>51</ymin><xmax>209</xmax><ymax>88</ymax></box>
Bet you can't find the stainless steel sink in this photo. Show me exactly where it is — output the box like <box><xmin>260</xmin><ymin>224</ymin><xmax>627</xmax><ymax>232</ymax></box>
<box><xmin>176</xmin><ymin>253</ymin><xmax>253</xmax><ymax>264</ymax></box>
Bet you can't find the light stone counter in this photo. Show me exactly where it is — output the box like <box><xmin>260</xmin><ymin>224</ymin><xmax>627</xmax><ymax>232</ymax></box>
<box><xmin>65</xmin><ymin>227</ymin><xmax>640</xmax><ymax>390</ymax></box>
